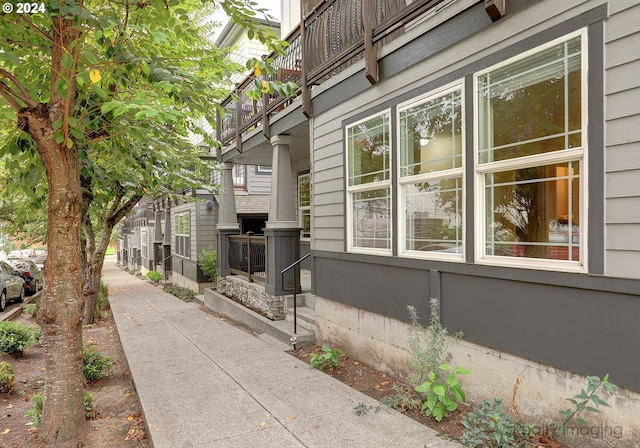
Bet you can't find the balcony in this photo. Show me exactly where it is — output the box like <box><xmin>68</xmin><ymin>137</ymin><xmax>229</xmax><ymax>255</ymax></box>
<box><xmin>216</xmin><ymin>0</ymin><xmax>453</xmax><ymax>152</ymax></box>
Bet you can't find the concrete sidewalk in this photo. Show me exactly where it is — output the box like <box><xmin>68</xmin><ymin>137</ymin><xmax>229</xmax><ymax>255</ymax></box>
<box><xmin>103</xmin><ymin>260</ymin><xmax>460</xmax><ymax>448</ymax></box>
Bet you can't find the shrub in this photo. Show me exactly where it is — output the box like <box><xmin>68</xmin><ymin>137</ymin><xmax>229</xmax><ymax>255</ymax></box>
<box><xmin>23</xmin><ymin>303</ymin><xmax>37</xmax><ymax>317</ymax></box>
<box><xmin>460</xmin><ymin>398</ymin><xmax>534</xmax><ymax>448</ymax></box>
<box><xmin>0</xmin><ymin>361</ymin><xmax>14</xmax><ymax>393</ymax></box>
<box><xmin>163</xmin><ymin>285</ymin><xmax>196</xmax><ymax>302</ymax></box>
<box><xmin>309</xmin><ymin>345</ymin><xmax>343</xmax><ymax>371</ymax></box>
<box><xmin>83</xmin><ymin>345</ymin><xmax>114</xmax><ymax>380</ymax></box>
<box><xmin>382</xmin><ymin>298</ymin><xmax>465</xmax><ymax>417</ymax></box>
<box><xmin>198</xmin><ymin>249</ymin><xmax>217</xmax><ymax>283</ymax></box>
<box><xmin>147</xmin><ymin>270</ymin><xmax>163</xmax><ymax>284</ymax></box>
<box><xmin>414</xmin><ymin>364</ymin><xmax>470</xmax><ymax>422</ymax></box>
<box><xmin>407</xmin><ymin>298</ymin><xmax>462</xmax><ymax>387</ymax></box>
<box><xmin>0</xmin><ymin>321</ymin><xmax>41</xmax><ymax>356</ymax></box>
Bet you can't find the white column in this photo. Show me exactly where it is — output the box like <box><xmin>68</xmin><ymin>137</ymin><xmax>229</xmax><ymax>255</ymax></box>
<box><xmin>217</xmin><ymin>162</ymin><xmax>239</xmax><ymax>230</ymax></box>
<box><xmin>266</xmin><ymin>135</ymin><xmax>298</xmax><ymax>228</ymax></box>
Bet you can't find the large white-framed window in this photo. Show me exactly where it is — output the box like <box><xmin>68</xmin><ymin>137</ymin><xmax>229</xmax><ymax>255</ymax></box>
<box><xmin>298</xmin><ymin>173</ymin><xmax>311</xmax><ymax>240</ymax></box>
<box><xmin>175</xmin><ymin>211</ymin><xmax>191</xmax><ymax>258</ymax></box>
<box><xmin>475</xmin><ymin>29</ymin><xmax>586</xmax><ymax>271</ymax></box>
<box><xmin>398</xmin><ymin>82</ymin><xmax>464</xmax><ymax>259</ymax></box>
<box><xmin>141</xmin><ymin>228</ymin><xmax>148</xmax><ymax>260</ymax></box>
<box><xmin>346</xmin><ymin>111</ymin><xmax>392</xmax><ymax>254</ymax></box>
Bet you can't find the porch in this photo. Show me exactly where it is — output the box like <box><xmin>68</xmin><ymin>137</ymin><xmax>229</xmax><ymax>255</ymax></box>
<box><xmin>204</xmin><ymin>261</ymin><xmax>316</xmax><ymax>348</ymax></box>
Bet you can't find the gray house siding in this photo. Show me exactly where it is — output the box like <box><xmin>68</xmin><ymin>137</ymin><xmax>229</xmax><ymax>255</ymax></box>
<box><xmin>308</xmin><ymin>0</ymin><xmax>640</xmax><ymax>393</ymax></box>
<box><xmin>247</xmin><ymin>166</ymin><xmax>272</xmax><ymax>194</ymax></box>
<box><xmin>171</xmin><ymin>193</ymin><xmax>218</xmax><ymax>285</ymax></box>
<box><xmin>604</xmin><ymin>2</ymin><xmax>640</xmax><ymax>278</ymax></box>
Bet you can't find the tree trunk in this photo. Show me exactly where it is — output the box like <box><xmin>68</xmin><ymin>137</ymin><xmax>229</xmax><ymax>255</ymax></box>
<box><xmin>27</xmin><ymin>106</ymin><xmax>86</xmax><ymax>446</ymax></box>
<box><xmin>25</xmin><ymin>11</ymin><xmax>86</xmax><ymax>445</ymax></box>
<box><xmin>83</xmin><ymin>226</ymin><xmax>110</xmax><ymax>325</ymax></box>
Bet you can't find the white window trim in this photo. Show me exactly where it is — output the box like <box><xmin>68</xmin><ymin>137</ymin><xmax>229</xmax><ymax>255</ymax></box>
<box><xmin>175</xmin><ymin>211</ymin><xmax>191</xmax><ymax>258</ymax></box>
<box><xmin>397</xmin><ymin>81</ymin><xmax>465</xmax><ymax>261</ymax></box>
<box><xmin>346</xmin><ymin>110</ymin><xmax>393</xmax><ymax>255</ymax></box>
<box><xmin>473</xmin><ymin>28</ymin><xmax>588</xmax><ymax>273</ymax></box>
<box><xmin>298</xmin><ymin>173</ymin><xmax>311</xmax><ymax>241</ymax></box>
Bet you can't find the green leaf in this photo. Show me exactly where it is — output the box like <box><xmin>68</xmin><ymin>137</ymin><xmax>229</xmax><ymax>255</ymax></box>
<box><xmin>150</xmin><ymin>30</ymin><xmax>170</xmax><ymax>43</ymax></box>
<box><xmin>432</xmin><ymin>385</ymin><xmax>445</xmax><ymax>397</ymax></box>
<box><xmin>0</xmin><ymin>52</ymin><xmax>21</xmax><ymax>66</ymax></box>
<box><xmin>439</xmin><ymin>364</ymin><xmax>452</xmax><ymax>371</ymax></box>
<box><xmin>590</xmin><ymin>395</ymin><xmax>610</xmax><ymax>407</ymax></box>
<box><xmin>453</xmin><ymin>388</ymin><xmax>465</xmax><ymax>403</ymax></box>
<box><xmin>84</xmin><ymin>51</ymin><xmax>98</xmax><ymax>65</ymax></box>
<box><xmin>61</xmin><ymin>52</ymin><xmax>74</xmax><ymax>70</ymax></box>
<box><xmin>66</xmin><ymin>138</ymin><xmax>73</xmax><ymax>149</ymax></box>
<box><xmin>54</xmin><ymin>131</ymin><xmax>65</xmax><ymax>144</ymax></box>
<box><xmin>576</xmin><ymin>417</ymin><xmax>589</xmax><ymax>427</ymax></box>
<box><xmin>2</xmin><ymin>109</ymin><xmax>18</xmax><ymax>121</ymax></box>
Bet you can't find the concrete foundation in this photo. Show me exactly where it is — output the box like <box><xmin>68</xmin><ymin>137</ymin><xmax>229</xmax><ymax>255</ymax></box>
<box><xmin>315</xmin><ymin>296</ymin><xmax>640</xmax><ymax>448</ymax></box>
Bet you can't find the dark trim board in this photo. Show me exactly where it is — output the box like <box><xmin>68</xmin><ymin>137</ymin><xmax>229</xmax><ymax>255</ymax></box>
<box><xmin>313</xmin><ymin>251</ymin><xmax>640</xmax><ymax>391</ymax></box>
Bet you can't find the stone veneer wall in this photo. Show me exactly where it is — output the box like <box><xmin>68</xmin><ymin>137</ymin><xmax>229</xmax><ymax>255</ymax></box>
<box><xmin>217</xmin><ymin>276</ymin><xmax>285</xmax><ymax>320</ymax></box>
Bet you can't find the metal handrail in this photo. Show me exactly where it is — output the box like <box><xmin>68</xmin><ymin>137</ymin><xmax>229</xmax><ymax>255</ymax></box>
<box><xmin>156</xmin><ymin>253</ymin><xmax>173</xmax><ymax>282</ymax></box>
<box><xmin>281</xmin><ymin>252</ymin><xmax>311</xmax><ymax>335</ymax></box>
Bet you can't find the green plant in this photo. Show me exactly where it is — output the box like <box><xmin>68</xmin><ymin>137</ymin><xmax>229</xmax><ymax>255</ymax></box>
<box><xmin>380</xmin><ymin>383</ymin><xmax>422</xmax><ymax>412</ymax></box>
<box><xmin>414</xmin><ymin>363</ymin><xmax>470</xmax><ymax>422</ymax></box>
<box><xmin>198</xmin><ymin>249</ymin><xmax>217</xmax><ymax>283</ymax></box>
<box><xmin>0</xmin><ymin>361</ymin><xmax>15</xmax><ymax>393</ymax></box>
<box><xmin>354</xmin><ymin>402</ymin><xmax>382</xmax><ymax>416</ymax></box>
<box><xmin>84</xmin><ymin>391</ymin><xmax>95</xmax><ymax>419</ymax></box>
<box><xmin>163</xmin><ymin>285</ymin><xmax>196</xmax><ymax>302</ymax></box>
<box><xmin>0</xmin><ymin>321</ymin><xmax>41</xmax><ymax>356</ymax></box>
<box><xmin>25</xmin><ymin>391</ymin><xmax>44</xmax><ymax>427</ymax></box>
<box><xmin>460</xmin><ymin>398</ymin><xmax>534</xmax><ymax>448</ymax></box>
<box><xmin>83</xmin><ymin>345</ymin><xmax>114</xmax><ymax>380</ymax></box>
<box><xmin>128</xmin><ymin>269</ymin><xmax>137</xmax><ymax>275</ymax></box>
<box><xmin>309</xmin><ymin>345</ymin><xmax>343</xmax><ymax>371</ymax></box>
<box><xmin>26</xmin><ymin>391</ymin><xmax>94</xmax><ymax>427</ymax></box>
<box><xmin>555</xmin><ymin>374</ymin><xmax>618</xmax><ymax>435</ymax></box>
<box><xmin>407</xmin><ymin>298</ymin><xmax>462</xmax><ymax>387</ymax></box>
<box><xmin>147</xmin><ymin>270</ymin><xmax>163</xmax><ymax>284</ymax></box>
<box><xmin>23</xmin><ymin>303</ymin><xmax>37</xmax><ymax>317</ymax></box>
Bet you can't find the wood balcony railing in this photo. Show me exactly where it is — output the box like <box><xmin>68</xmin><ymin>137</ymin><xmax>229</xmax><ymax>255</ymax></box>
<box><xmin>216</xmin><ymin>0</ymin><xmax>451</xmax><ymax>153</ymax></box>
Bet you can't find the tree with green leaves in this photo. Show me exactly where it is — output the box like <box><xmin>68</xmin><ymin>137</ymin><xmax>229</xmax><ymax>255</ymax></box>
<box><xmin>0</xmin><ymin>1</ymin><xmax>288</xmax><ymax>445</ymax></box>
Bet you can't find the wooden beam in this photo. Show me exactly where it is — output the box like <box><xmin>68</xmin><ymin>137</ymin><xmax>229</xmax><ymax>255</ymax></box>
<box><xmin>364</xmin><ymin>0</ymin><xmax>378</xmax><ymax>85</ymax></box>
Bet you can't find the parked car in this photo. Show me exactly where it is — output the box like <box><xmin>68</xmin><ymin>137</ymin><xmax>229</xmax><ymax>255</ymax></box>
<box><xmin>0</xmin><ymin>261</ymin><xmax>25</xmax><ymax>311</ymax></box>
<box><xmin>7</xmin><ymin>259</ymin><xmax>43</xmax><ymax>296</ymax></box>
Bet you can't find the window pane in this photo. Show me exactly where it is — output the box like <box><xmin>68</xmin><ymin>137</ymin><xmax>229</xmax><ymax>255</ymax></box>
<box><xmin>400</xmin><ymin>90</ymin><xmax>462</xmax><ymax>176</ymax></box>
<box><xmin>352</xmin><ymin>188</ymin><xmax>391</xmax><ymax>249</ymax></box>
<box><xmin>301</xmin><ymin>209</ymin><xmax>311</xmax><ymax>238</ymax></box>
<box><xmin>347</xmin><ymin>114</ymin><xmax>390</xmax><ymax>186</ymax></box>
<box><xmin>404</xmin><ymin>178</ymin><xmax>462</xmax><ymax>253</ymax></box>
<box><xmin>485</xmin><ymin>162</ymin><xmax>580</xmax><ymax>260</ymax></box>
<box><xmin>478</xmin><ymin>37</ymin><xmax>581</xmax><ymax>163</ymax></box>
<box><xmin>299</xmin><ymin>174</ymin><xmax>311</xmax><ymax>207</ymax></box>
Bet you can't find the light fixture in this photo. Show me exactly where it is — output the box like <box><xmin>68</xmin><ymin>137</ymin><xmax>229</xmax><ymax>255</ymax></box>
<box><xmin>485</xmin><ymin>0</ymin><xmax>505</xmax><ymax>22</ymax></box>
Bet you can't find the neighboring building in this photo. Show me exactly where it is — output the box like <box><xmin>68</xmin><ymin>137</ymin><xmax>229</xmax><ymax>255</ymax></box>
<box><xmin>117</xmin><ymin>17</ymin><xmax>279</xmax><ymax>293</ymax></box>
<box><xmin>212</xmin><ymin>0</ymin><xmax>640</xmax><ymax>446</ymax></box>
